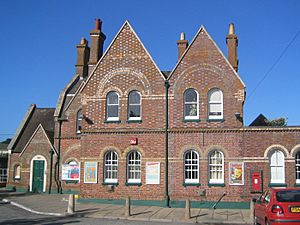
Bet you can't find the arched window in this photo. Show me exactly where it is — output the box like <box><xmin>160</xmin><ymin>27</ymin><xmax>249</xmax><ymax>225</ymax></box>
<box><xmin>208</xmin><ymin>150</ymin><xmax>224</xmax><ymax>184</ymax></box>
<box><xmin>270</xmin><ymin>150</ymin><xmax>285</xmax><ymax>184</ymax></box>
<box><xmin>296</xmin><ymin>151</ymin><xmax>300</xmax><ymax>184</ymax></box>
<box><xmin>128</xmin><ymin>91</ymin><xmax>141</xmax><ymax>120</ymax></box>
<box><xmin>104</xmin><ymin>151</ymin><xmax>118</xmax><ymax>183</ymax></box>
<box><xmin>208</xmin><ymin>88</ymin><xmax>223</xmax><ymax>120</ymax></box>
<box><xmin>106</xmin><ymin>91</ymin><xmax>119</xmax><ymax>121</ymax></box>
<box><xmin>127</xmin><ymin>151</ymin><xmax>141</xmax><ymax>183</ymax></box>
<box><xmin>184</xmin><ymin>89</ymin><xmax>199</xmax><ymax>120</ymax></box>
<box><xmin>184</xmin><ymin>150</ymin><xmax>199</xmax><ymax>184</ymax></box>
<box><xmin>14</xmin><ymin>164</ymin><xmax>21</xmax><ymax>180</ymax></box>
<box><xmin>76</xmin><ymin>109</ymin><xmax>83</xmax><ymax>133</ymax></box>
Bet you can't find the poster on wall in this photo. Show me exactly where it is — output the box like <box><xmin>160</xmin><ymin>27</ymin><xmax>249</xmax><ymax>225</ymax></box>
<box><xmin>62</xmin><ymin>163</ymin><xmax>80</xmax><ymax>181</ymax></box>
<box><xmin>84</xmin><ymin>162</ymin><xmax>98</xmax><ymax>183</ymax></box>
<box><xmin>229</xmin><ymin>162</ymin><xmax>244</xmax><ymax>185</ymax></box>
<box><xmin>146</xmin><ymin>162</ymin><xmax>160</xmax><ymax>184</ymax></box>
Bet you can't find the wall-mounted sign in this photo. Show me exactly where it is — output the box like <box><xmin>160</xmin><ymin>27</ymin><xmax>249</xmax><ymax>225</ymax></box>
<box><xmin>130</xmin><ymin>138</ymin><xmax>138</xmax><ymax>145</ymax></box>
<box><xmin>229</xmin><ymin>162</ymin><xmax>244</xmax><ymax>185</ymax></box>
<box><xmin>62</xmin><ymin>163</ymin><xmax>80</xmax><ymax>181</ymax></box>
<box><xmin>146</xmin><ymin>162</ymin><xmax>160</xmax><ymax>184</ymax></box>
<box><xmin>84</xmin><ymin>162</ymin><xmax>98</xmax><ymax>183</ymax></box>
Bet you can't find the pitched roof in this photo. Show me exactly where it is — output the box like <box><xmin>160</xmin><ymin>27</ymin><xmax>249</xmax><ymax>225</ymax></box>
<box><xmin>249</xmin><ymin>114</ymin><xmax>269</xmax><ymax>126</ymax></box>
<box><xmin>8</xmin><ymin>105</ymin><xmax>55</xmax><ymax>153</ymax></box>
<box><xmin>54</xmin><ymin>74</ymin><xmax>82</xmax><ymax>118</ymax></box>
<box><xmin>79</xmin><ymin>20</ymin><xmax>166</xmax><ymax>94</ymax></box>
<box><xmin>167</xmin><ymin>26</ymin><xmax>245</xmax><ymax>88</ymax></box>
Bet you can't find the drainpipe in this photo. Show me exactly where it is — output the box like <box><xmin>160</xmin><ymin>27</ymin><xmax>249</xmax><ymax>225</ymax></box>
<box><xmin>164</xmin><ymin>80</ymin><xmax>170</xmax><ymax>207</ymax></box>
<box><xmin>57</xmin><ymin>118</ymin><xmax>67</xmax><ymax>194</ymax></box>
<box><xmin>48</xmin><ymin>148</ymin><xmax>53</xmax><ymax>194</ymax></box>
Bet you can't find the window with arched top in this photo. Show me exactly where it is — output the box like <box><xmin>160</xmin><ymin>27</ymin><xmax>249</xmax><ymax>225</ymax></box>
<box><xmin>127</xmin><ymin>151</ymin><xmax>141</xmax><ymax>183</ymax></box>
<box><xmin>184</xmin><ymin>89</ymin><xmax>199</xmax><ymax>120</ymax></box>
<box><xmin>104</xmin><ymin>151</ymin><xmax>118</xmax><ymax>183</ymax></box>
<box><xmin>296</xmin><ymin>151</ymin><xmax>300</xmax><ymax>184</ymax></box>
<box><xmin>270</xmin><ymin>150</ymin><xmax>285</xmax><ymax>184</ymax></box>
<box><xmin>14</xmin><ymin>164</ymin><xmax>21</xmax><ymax>180</ymax></box>
<box><xmin>76</xmin><ymin>109</ymin><xmax>83</xmax><ymax>133</ymax></box>
<box><xmin>106</xmin><ymin>91</ymin><xmax>119</xmax><ymax>121</ymax></box>
<box><xmin>208</xmin><ymin>88</ymin><xmax>223</xmax><ymax>120</ymax></box>
<box><xmin>208</xmin><ymin>150</ymin><xmax>224</xmax><ymax>184</ymax></box>
<box><xmin>128</xmin><ymin>91</ymin><xmax>141</xmax><ymax>120</ymax></box>
<box><xmin>184</xmin><ymin>150</ymin><xmax>199</xmax><ymax>184</ymax></box>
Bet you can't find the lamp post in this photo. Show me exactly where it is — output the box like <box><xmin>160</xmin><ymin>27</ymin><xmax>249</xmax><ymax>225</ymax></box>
<box><xmin>164</xmin><ymin>80</ymin><xmax>170</xmax><ymax>207</ymax></box>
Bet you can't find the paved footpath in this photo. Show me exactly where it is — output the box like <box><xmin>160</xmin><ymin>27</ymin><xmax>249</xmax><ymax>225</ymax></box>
<box><xmin>0</xmin><ymin>192</ymin><xmax>252</xmax><ymax>224</ymax></box>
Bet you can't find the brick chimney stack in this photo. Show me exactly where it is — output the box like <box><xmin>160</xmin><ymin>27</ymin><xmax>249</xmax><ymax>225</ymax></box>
<box><xmin>76</xmin><ymin>38</ymin><xmax>90</xmax><ymax>78</ymax></box>
<box><xmin>177</xmin><ymin>32</ymin><xmax>188</xmax><ymax>60</ymax></box>
<box><xmin>88</xmin><ymin>18</ymin><xmax>106</xmax><ymax>73</ymax></box>
<box><xmin>226</xmin><ymin>23</ymin><xmax>238</xmax><ymax>71</ymax></box>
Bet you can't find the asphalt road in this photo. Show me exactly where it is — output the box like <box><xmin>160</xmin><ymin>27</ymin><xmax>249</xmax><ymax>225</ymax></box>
<box><xmin>0</xmin><ymin>201</ymin><xmax>246</xmax><ymax>225</ymax></box>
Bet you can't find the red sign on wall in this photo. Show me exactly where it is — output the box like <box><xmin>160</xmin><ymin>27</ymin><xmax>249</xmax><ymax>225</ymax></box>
<box><xmin>130</xmin><ymin>138</ymin><xmax>138</xmax><ymax>145</ymax></box>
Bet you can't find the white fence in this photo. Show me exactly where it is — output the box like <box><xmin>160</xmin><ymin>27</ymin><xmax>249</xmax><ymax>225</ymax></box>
<box><xmin>0</xmin><ymin>168</ymin><xmax>7</xmax><ymax>183</ymax></box>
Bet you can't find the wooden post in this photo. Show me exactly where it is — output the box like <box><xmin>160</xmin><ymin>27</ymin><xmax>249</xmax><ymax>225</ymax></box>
<box><xmin>250</xmin><ymin>200</ymin><xmax>254</xmax><ymax>223</ymax></box>
<box><xmin>185</xmin><ymin>199</ymin><xmax>191</xmax><ymax>220</ymax></box>
<box><xmin>67</xmin><ymin>194</ymin><xmax>75</xmax><ymax>214</ymax></box>
<box><xmin>125</xmin><ymin>196</ymin><xmax>131</xmax><ymax>217</ymax></box>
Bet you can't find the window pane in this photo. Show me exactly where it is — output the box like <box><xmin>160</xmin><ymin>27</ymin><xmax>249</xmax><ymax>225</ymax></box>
<box><xmin>209</xmin><ymin>104</ymin><xmax>221</xmax><ymax>115</ymax></box>
<box><xmin>107</xmin><ymin>105</ymin><xmax>118</xmax><ymax>117</ymax></box>
<box><xmin>185</xmin><ymin>90</ymin><xmax>197</xmax><ymax>102</ymax></box>
<box><xmin>209</xmin><ymin>90</ymin><xmax>221</xmax><ymax>102</ymax></box>
<box><xmin>185</xmin><ymin>104</ymin><xmax>197</xmax><ymax>116</ymax></box>
<box><xmin>129</xmin><ymin>91</ymin><xmax>140</xmax><ymax>104</ymax></box>
<box><xmin>129</xmin><ymin>105</ymin><xmax>140</xmax><ymax>117</ymax></box>
<box><xmin>108</xmin><ymin>92</ymin><xmax>118</xmax><ymax>104</ymax></box>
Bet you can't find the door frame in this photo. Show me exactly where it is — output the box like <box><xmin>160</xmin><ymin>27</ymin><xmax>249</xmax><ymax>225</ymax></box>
<box><xmin>30</xmin><ymin>155</ymin><xmax>47</xmax><ymax>192</ymax></box>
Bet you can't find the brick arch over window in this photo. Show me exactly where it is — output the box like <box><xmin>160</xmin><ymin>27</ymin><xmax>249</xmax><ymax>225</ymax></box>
<box><xmin>264</xmin><ymin>145</ymin><xmax>289</xmax><ymax>158</ymax></box>
<box><xmin>172</xmin><ymin>63</ymin><xmax>226</xmax><ymax>97</ymax></box>
<box><xmin>291</xmin><ymin>144</ymin><xmax>300</xmax><ymax>157</ymax></box>
<box><xmin>97</xmin><ymin>68</ymin><xmax>152</xmax><ymax>97</ymax></box>
<box><xmin>100</xmin><ymin>146</ymin><xmax>122</xmax><ymax>160</ymax></box>
<box><xmin>61</xmin><ymin>143</ymin><xmax>80</xmax><ymax>163</ymax></box>
<box><xmin>179</xmin><ymin>145</ymin><xmax>202</xmax><ymax>159</ymax></box>
<box><xmin>123</xmin><ymin>146</ymin><xmax>145</xmax><ymax>159</ymax></box>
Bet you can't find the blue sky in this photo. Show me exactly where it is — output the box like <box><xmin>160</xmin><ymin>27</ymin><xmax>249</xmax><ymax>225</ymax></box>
<box><xmin>1</xmin><ymin>0</ymin><xmax>300</xmax><ymax>141</ymax></box>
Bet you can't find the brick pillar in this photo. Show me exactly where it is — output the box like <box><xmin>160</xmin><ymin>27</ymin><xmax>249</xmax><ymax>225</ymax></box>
<box><xmin>88</xmin><ymin>19</ymin><xmax>106</xmax><ymax>73</ymax></box>
<box><xmin>75</xmin><ymin>38</ymin><xmax>90</xmax><ymax>78</ymax></box>
<box><xmin>226</xmin><ymin>23</ymin><xmax>238</xmax><ymax>71</ymax></box>
<box><xmin>177</xmin><ymin>32</ymin><xmax>188</xmax><ymax>60</ymax></box>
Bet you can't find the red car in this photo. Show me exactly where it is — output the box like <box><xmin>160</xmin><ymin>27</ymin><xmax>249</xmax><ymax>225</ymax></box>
<box><xmin>253</xmin><ymin>187</ymin><xmax>300</xmax><ymax>225</ymax></box>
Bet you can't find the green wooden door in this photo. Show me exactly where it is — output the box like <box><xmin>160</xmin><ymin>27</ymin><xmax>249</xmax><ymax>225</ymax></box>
<box><xmin>32</xmin><ymin>160</ymin><xmax>44</xmax><ymax>193</ymax></box>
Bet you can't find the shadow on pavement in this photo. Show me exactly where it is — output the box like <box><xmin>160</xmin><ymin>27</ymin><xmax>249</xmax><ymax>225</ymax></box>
<box><xmin>0</xmin><ymin>215</ymin><xmax>81</xmax><ymax>225</ymax></box>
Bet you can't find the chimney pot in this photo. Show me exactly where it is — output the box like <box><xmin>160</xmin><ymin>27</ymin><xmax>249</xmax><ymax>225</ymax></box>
<box><xmin>95</xmin><ymin>18</ymin><xmax>102</xmax><ymax>31</ymax></box>
<box><xmin>80</xmin><ymin>37</ymin><xmax>87</xmax><ymax>45</ymax></box>
<box><xmin>229</xmin><ymin>23</ymin><xmax>235</xmax><ymax>35</ymax></box>
<box><xmin>180</xmin><ymin>32</ymin><xmax>185</xmax><ymax>41</ymax></box>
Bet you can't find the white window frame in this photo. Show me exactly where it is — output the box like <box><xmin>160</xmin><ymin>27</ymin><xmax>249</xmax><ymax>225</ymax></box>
<box><xmin>76</xmin><ymin>109</ymin><xmax>83</xmax><ymax>133</ymax></box>
<box><xmin>208</xmin><ymin>88</ymin><xmax>223</xmax><ymax>120</ymax></box>
<box><xmin>127</xmin><ymin>151</ymin><xmax>141</xmax><ymax>183</ymax></box>
<box><xmin>128</xmin><ymin>91</ymin><xmax>141</xmax><ymax>121</ymax></box>
<box><xmin>184</xmin><ymin>150</ymin><xmax>199</xmax><ymax>184</ymax></box>
<box><xmin>296</xmin><ymin>151</ymin><xmax>300</xmax><ymax>184</ymax></box>
<box><xmin>209</xmin><ymin>150</ymin><xmax>224</xmax><ymax>184</ymax></box>
<box><xmin>104</xmin><ymin>151</ymin><xmax>118</xmax><ymax>183</ymax></box>
<box><xmin>184</xmin><ymin>89</ymin><xmax>199</xmax><ymax>120</ymax></box>
<box><xmin>106</xmin><ymin>91</ymin><xmax>119</xmax><ymax>121</ymax></box>
<box><xmin>270</xmin><ymin>150</ymin><xmax>285</xmax><ymax>184</ymax></box>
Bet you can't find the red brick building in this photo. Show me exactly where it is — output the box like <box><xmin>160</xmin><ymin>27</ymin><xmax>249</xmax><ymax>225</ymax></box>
<box><xmin>7</xmin><ymin>19</ymin><xmax>300</xmax><ymax>208</ymax></box>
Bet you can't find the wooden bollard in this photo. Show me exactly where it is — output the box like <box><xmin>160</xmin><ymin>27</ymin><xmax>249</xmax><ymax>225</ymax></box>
<box><xmin>250</xmin><ymin>199</ymin><xmax>254</xmax><ymax>223</ymax></box>
<box><xmin>185</xmin><ymin>199</ymin><xmax>191</xmax><ymax>220</ymax></box>
<box><xmin>67</xmin><ymin>194</ymin><xmax>75</xmax><ymax>214</ymax></box>
<box><xmin>125</xmin><ymin>196</ymin><xmax>131</xmax><ymax>216</ymax></box>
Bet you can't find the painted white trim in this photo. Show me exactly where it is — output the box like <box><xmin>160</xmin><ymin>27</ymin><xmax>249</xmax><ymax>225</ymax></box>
<box><xmin>291</xmin><ymin>144</ymin><xmax>300</xmax><ymax>157</ymax></box>
<box><xmin>29</xmin><ymin>155</ymin><xmax>47</xmax><ymax>192</ymax></box>
<box><xmin>19</xmin><ymin>124</ymin><xmax>57</xmax><ymax>157</ymax></box>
